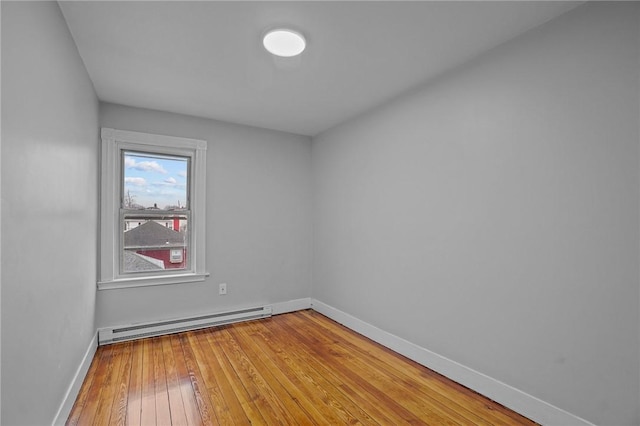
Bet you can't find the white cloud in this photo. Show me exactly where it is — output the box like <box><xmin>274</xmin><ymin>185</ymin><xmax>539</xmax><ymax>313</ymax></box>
<box><xmin>124</xmin><ymin>177</ymin><xmax>147</xmax><ymax>186</ymax></box>
<box><xmin>164</xmin><ymin>177</ymin><xmax>177</xmax><ymax>184</ymax></box>
<box><xmin>177</xmin><ymin>171</ymin><xmax>187</xmax><ymax>178</ymax></box>
<box><xmin>124</xmin><ymin>156</ymin><xmax>167</xmax><ymax>174</ymax></box>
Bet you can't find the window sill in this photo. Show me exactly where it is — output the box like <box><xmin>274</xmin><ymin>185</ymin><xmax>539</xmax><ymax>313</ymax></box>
<box><xmin>98</xmin><ymin>272</ymin><xmax>210</xmax><ymax>290</ymax></box>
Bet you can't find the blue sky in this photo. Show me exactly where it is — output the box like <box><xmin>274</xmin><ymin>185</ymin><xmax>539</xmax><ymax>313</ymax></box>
<box><xmin>123</xmin><ymin>152</ymin><xmax>188</xmax><ymax>209</ymax></box>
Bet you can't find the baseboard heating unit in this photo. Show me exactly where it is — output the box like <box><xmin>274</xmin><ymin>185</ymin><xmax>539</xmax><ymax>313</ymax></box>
<box><xmin>98</xmin><ymin>305</ymin><xmax>273</xmax><ymax>345</ymax></box>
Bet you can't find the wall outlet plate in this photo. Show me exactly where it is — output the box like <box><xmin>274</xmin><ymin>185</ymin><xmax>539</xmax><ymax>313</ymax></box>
<box><xmin>219</xmin><ymin>283</ymin><xmax>227</xmax><ymax>295</ymax></box>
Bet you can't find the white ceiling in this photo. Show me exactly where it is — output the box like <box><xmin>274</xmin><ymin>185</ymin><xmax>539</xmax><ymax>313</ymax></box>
<box><xmin>59</xmin><ymin>1</ymin><xmax>581</xmax><ymax>136</ymax></box>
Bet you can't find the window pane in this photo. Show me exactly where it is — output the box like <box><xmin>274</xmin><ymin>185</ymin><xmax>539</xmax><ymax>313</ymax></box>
<box><xmin>122</xmin><ymin>214</ymin><xmax>188</xmax><ymax>273</ymax></box>
<box><xmin>123</xmin><ymin>152</ymin><xmax>189</xmax><ymax>210</ymax></box>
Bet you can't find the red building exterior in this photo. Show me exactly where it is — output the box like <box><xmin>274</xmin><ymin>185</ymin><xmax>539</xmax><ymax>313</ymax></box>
<box><xmin>135</xmin><ymin>247</ymin><xmax>186</xmax><ymax>269</ymax></box>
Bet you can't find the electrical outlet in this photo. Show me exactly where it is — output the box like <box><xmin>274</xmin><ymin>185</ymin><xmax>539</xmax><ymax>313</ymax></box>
<box><xmin>219</xmin><ymin>283</ymin><xmax>227</xmax><ymax>295</ymax></box>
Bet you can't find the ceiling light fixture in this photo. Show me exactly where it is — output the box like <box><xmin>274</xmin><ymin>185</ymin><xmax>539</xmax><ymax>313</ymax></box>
<box><xmin>263</xmin><ymin>29</ymin><xmax>306</xmax><ymax>57</ymax></box>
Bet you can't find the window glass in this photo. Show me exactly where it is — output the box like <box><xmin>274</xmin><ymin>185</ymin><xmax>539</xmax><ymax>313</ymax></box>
<box><xmin>123</xmin><ymin>152</ymin><xmax>189</xmax><ymax>210</ymax></box>
<box><xmin>122</xmin><ymin>152</ymin><xmax>190</xmax><ymax>273</ymax></box>
<box><xmin>122</xmin><ymin>214</ymin><xmax>188</xmax><ymax>273</ymax></box>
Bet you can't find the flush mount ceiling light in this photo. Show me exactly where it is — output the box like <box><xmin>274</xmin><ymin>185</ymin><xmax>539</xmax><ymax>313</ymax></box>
<box><xmin>263</xmin><ymin>29</ymin><xmax>306</xmax><ymax>57</ymax></box>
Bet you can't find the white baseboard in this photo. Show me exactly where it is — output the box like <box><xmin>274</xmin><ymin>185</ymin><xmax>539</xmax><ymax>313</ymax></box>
<box><xmin>52</xmin><ymin>331</ymin><xmax>98</xmax><ymax>426</ymax></box>
<box><xmin>310</xmin><ymin>299</ymin><xmax>594</xmax><ymax>426</ymax></box>
<box><xmin>271</xmin><ymin>297</ymin><xmax>312</xmax><ymax>315</ymax></box>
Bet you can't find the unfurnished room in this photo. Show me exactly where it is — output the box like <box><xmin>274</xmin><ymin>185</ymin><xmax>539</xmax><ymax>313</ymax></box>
<box><xmin>1</xmin><ymin>1</ymin><xmax>639</xmax><ymax>425</ymax></box>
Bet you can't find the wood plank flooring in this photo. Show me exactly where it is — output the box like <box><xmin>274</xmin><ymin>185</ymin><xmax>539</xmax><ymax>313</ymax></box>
<box><xmin>67</xmin><ymin>310</ymin><xmax>537</xmax><ymax>425</ymax></box>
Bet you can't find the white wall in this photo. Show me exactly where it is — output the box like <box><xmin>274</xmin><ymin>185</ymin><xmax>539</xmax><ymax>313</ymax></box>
<box><xmin>97</xmin><ymin>103</ymin><xmax>312</xmax><ymax>328</ymax></box>
<box><xmin>312</xmin><ymin>3</ymin><xmax>639</xmax><ymax>425</ymax></box>
<box><xmin>1</xmin><ymin>2</ymin><xmax>99</xmax><ymax>425</ymax></box>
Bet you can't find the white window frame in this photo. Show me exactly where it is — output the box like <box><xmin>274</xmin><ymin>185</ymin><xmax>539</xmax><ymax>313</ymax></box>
<box><xmin>99</xmin><ymin>128</ymin><xmax>208</xmax><ymax>290</ymax></box>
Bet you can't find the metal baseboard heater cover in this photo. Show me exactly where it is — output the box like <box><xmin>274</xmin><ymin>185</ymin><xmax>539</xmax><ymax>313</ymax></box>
<box><xmin>98</xmin><ymin>305</ymin><xmax>272</xmax><ymax>345</ymax></box>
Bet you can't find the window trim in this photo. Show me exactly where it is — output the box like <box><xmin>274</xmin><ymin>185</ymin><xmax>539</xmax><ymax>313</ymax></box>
<box><xmin>99</xmin><ymin>127</ymin><xmax>208</xmax><ymax>290</ymax></box>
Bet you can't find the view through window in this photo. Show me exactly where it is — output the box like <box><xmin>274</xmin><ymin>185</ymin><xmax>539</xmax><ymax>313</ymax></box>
<box><xmin>122</xmin><ymin>152</ymin><xmax>190</xmax><ymax>273</ymax></box>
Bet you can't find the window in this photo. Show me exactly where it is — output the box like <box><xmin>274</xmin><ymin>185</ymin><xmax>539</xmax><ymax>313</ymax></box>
<box><xmin>99</xmin><ymin>128</ymin><xmax>207</xmax><ymax>289</ymax></box>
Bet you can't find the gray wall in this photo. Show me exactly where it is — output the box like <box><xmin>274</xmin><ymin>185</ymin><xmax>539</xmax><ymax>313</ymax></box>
<box><xmin>312</xmin><ymin>3</ymin><xmax>639</xmax><ymax>425</ymax></box>
<box><xmin>97</xmin><ymin>103</ymin><xmax>312</xmax><ymax>328</ymax></box>
<box><xmin>1</xmin><ymin>2</ymin><xmax>99</xmax><ymax>425</ymax></box>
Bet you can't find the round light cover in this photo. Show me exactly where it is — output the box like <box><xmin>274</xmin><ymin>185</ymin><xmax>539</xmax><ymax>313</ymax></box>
<box><xmin>263</xmin><ymin>29</ymin><xmax>306</xmax><ymax>57</ymax></box>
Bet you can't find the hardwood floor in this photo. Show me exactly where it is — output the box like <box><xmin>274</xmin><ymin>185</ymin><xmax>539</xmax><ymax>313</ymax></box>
<box><xmin>67</xmin><ymin>310</ymin><xmax>537</xmax><ymax>425</ymax></box>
